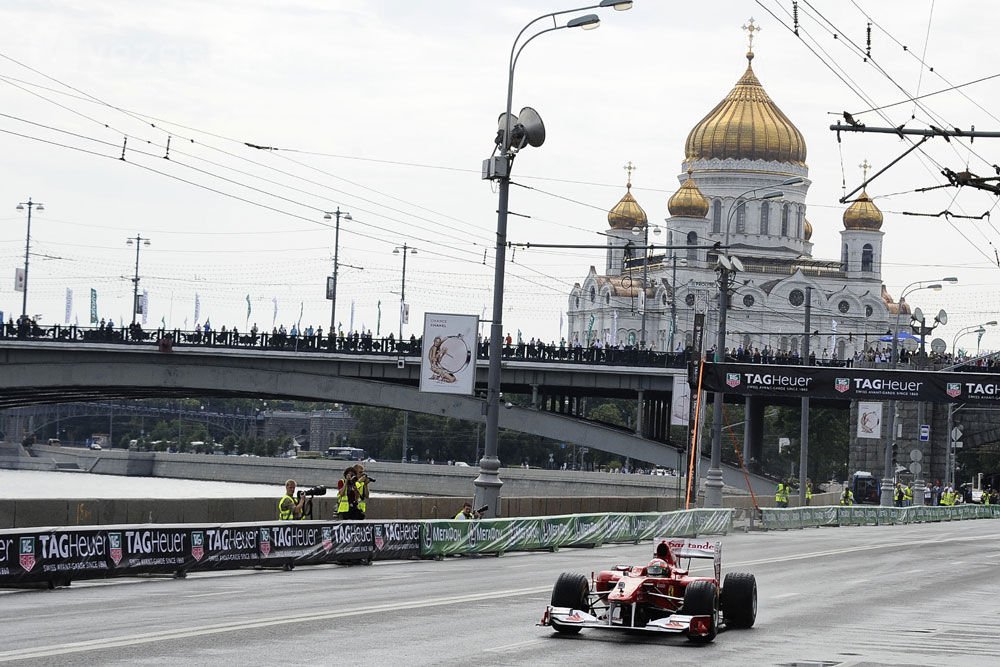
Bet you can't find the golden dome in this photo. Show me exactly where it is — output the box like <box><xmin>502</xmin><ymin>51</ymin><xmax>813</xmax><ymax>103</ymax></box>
<box><xmin>685</xmin><ymin>52</ymin><xmax>807</xmax><ymax>165</ymax></box>
<box><xmin>843</xmin><ymin>191</ymin><xmax>883</xmax><ymax>230</ymax></box>
<box><xmin>608</xmin><ymin>182</ymin><xmax>648</xmax><ymax>230</ymax></box>
<box><xmin>668</xmin><ymin>171</ymin><xmax>710</xmax><ymax>218</ymax></box>
<box><xmin>803</xmin><ymin>218</ymin><xmax>813</xmax><ymax>240</ymax></box>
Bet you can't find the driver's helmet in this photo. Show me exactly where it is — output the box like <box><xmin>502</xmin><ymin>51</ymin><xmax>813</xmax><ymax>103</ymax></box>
<box><xmin>646</xmin><ymin>558</ymin><xmax>668</xmax><ymax>577</ymax></box>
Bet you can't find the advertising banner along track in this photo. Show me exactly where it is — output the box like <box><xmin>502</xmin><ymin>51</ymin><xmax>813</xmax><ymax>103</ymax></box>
<box><xmin>699</xmin><ymin>362</ymin><xmax>1000</xmax><ymax>404</ymax></box>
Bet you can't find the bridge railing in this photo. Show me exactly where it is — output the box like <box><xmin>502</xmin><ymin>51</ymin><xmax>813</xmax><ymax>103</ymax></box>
<box><xmin>0</xmin><ymin>323</ymin><xmax>688</xmax><ymax>369</ymax></box>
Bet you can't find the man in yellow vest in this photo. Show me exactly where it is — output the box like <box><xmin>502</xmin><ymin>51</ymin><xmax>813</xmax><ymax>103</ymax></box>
<box><xmin>337</xmin><ymin>467</ymin><xmax>361</xmax><ymax>519</ymax></box>
<box><xmin>278</xmin><ymin>479</ymin><xmax>306</xmax><ymax>520</ymax></box>
<box><xmin>840</xmin><ymin>487</ymin><xmax>854</xmax><ymax>505</ymax></box>
<box><xmin>805</xmin><ymin>479</ymin><xmax>814</xmax><ymax>506</ymax></box>
<box><xmin>903</xmin><ymin>484</ymin><xmax>913</xmax><ymax>507</ymax></box>
<box><xmin>353</xmin><ymin>463</ymin><xmax>371</xmax><ymax>518</ymax></box>
<box><xmin>775</xmin><ymin>482</ymin><xmax>789</xmax><ymax>508</ymax></box>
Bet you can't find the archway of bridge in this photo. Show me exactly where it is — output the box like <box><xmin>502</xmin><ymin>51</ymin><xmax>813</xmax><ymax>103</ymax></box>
<box><xmin>2</xmin><ymin>360</ymin><xmax>682</xmax><ymax>469</ymax></box>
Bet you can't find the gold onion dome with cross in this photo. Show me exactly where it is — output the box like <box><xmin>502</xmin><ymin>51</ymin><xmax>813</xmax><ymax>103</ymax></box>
<box><xmin>607</xmin><ymin>164</ymin><xmax>648</xmax><ymax>230</ymax></box>
<box><xmin>684</xmin><ymin>20</ymin><xmax>807</xmax><ymax>166</ymax></box>
<box><xmin>668</xmin><ymin>170</ymin><xmax>710</xmax><ymax>218</ymax></box>
<box><xmin>842</xmin><ymin>190</ymin><xmax>883</xmax><ymax>231</ymax></box>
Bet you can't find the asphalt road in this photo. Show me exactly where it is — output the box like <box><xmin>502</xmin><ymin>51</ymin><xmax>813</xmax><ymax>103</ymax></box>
<box><xmin>2</xmin><ymin>519</ymin><xmax>999</xmax><ymax>666</ymax></box>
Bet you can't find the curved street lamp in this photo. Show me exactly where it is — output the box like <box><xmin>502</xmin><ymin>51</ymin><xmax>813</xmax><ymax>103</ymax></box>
<box><xmin>477</xmin><ymin>0</ymin><xmax>633</xmax><ymax>518</ymax></box>
<box><xmin>951</xmin><ymin>321</ymin><xmax>997</xmax><ymax>357</ymax></box>
<box><xmin>880</xmin><ymin>276</ymin><xmax>957</xmax><ymax>506</ymax></box>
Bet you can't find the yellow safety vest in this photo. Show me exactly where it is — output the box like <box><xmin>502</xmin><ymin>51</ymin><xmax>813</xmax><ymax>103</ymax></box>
<box><xmin>904</xmin><ymin>486</ymin><xmax>913</xmax><ymax>501</ymax></box>
<box><xmin>775</xmin><ymin>484</ymin><xmax>788</xmax><ymax>502</ymax></box>
<box><xmin>840</xmin><ymin>490</ymin><xmax>853</xmax><ymax>506</ymax></box>
<box><xmin>356</xmin><ymin>480</ymin><xmax>367</xmax><ymax>513</ymax></box>
<box><xmin>278</xmin><ymin>494</ymin><xmax>296</xmax><ymax>520</ymax></box>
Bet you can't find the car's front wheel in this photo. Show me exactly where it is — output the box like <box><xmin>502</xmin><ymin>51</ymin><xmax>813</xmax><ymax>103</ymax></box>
<box><xmin>681</xmin><ymin>580</ymin><xmax>718</xmax><ymax>643</ymax></box>
<box><xmin>549</xmin><ymin>572</ymin><xmax>589</xmax><ymax>635</ymax></box>
<box><xmin>721</xmin><ymin>572</ymin><xmax>757</xmax><ymax>628</ymax></box>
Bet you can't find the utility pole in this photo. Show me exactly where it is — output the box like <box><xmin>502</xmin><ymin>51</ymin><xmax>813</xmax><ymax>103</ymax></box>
<box><xmin>324</xmin><ymin>208</ymin><xmax>351</xmax><ymax>333</ymax></box>
<box><xmin>126</xmin><ymin>235</ymin><xmax>150</xmax><ymax>327</ymax></box>
<box><xmin>15</xmin><ymin>198</ymin><xmax>44</xmax><ymax>319</ymax></box>
<box><xmin>799</xmin><ymin>287</ymin><xmax>811</xmax><ymax>505</ymax></box>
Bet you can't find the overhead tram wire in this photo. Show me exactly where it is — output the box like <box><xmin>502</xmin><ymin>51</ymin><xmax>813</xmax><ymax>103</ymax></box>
<box><xmin>0</xmin><ymin>53</ymin><xmax>494</xmax><ymax>247</ymax></box>
<box><xmin>759</xmin><ymin>0</ymin><xmax>1000</xmax><ymax>260</ymax></box>
<box><xmin>0</xmin><ymin>74</ymin><xmax>584</xmax><ymax>295</ymax></box>
<box><xmin>849</xmin><ymin>0</ymin><xmax>1000</xmax><ymax>126</ymax></box>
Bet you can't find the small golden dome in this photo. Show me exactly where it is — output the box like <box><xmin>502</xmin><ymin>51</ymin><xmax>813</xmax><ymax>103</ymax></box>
<box><xmin>843</xmin><ymin>191</ymin><xmax>883</xmax><ymax>230</ymax></box>
<box><xmin>803</xmin><ymin>218</ymin><xmax>813</xmax><ymax>240</ymax></box>
<box><xmin>668</xmin><ymin>171</ymin><xmax>710</xmax><ymax>218</ymax></box>
<box><xmin>685</xmin><ymin>52</ymin><xmax>807</xmax><ymax>165</ymax></box>
<box><xmin>608</xmin><ymin>182</ymin><xmax>648</xmax><ymax>230</ymax></box>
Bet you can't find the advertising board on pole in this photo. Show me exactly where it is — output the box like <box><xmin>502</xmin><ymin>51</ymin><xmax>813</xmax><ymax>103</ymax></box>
<box><xmin>419</xmin><ymin>313</ymin><xmax>477</xmax><ymax>395</ymax></box>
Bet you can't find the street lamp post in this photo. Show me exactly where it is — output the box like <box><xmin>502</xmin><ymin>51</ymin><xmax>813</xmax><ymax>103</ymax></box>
<box><xmin>324</xmin><ymin>208</ymin><xmax>352</xmax><ymax>334</ymax></box>
<box><xmin>632</xmin><ymin>224</ymin><xmax>661</xmax><ymax>349</ymax></box>
<box><xmin>952</xmin><ymin>321</ymin><xmax>997</xmax><ymax>357</ymax></box>
<box><xmin>15</xmin><ymin>198</ymin><xmax>44</xmax><ymax>320</ymax></box>
<box><xmin>880</xmin><ymin>277</ymin><xmax>957</xmax><ymax>506</ymax></box>
<box><xmin>393</xmin><ymin>243</ymin><xmax>416</xmax><ymax>344</ymax></box>
<box><xmin>477</xmin><ymin>0</ymin><xmax>632</xmax><ymax>518</ymax></box>
<box><xmin>705</xmin><ymin>182</ymin><xmax>798</xmax><ymax>508</ymax></box>
<box><xmin>126</xmin><ymin>235</ymin><xmax>151</xmax><ymax>327</ymax></box>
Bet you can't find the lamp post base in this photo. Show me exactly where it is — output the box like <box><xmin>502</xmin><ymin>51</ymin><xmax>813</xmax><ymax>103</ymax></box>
<box><xmin>473</xmin><ymin>456</ymin><xmax>503</xmax><ymax>518</ymax></box>
<box><xmin>880</xmin><ymin>479</ymin><xmax>894</xmax><ymax>507</ymax></box>
<box><xmin>704</xmin><ymin>467</ymin><xmax>724</xmax><ymax>508</ymax></box>
<box><xmin>912</xmin><ymin>479</ymin><xmax>926</xmax><ymax>506</ymax></box>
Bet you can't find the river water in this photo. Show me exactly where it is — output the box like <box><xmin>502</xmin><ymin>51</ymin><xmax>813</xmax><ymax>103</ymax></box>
<box><xmin>1</xmin><ymin>469</ymin><xmax>285</xmax><ymax>499</ymax></box>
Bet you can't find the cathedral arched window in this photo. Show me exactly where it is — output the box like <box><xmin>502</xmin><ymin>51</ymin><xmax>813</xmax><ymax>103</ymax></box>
<box><xmin>686</xmin><ymin>231</ymin><xmax>697</xmax><ymax>261</ymax></box>
<box><xmin>842</xmin><ymin>244</ymin><xmax>849</xmax><ymax>272</ymax></box>
<box><xmin>759</xmin><ymin>202</ymin><xmax>770</xmax><ymax>235</ymax></box>
<box><xmin>862</xmin><ymin>244</ymin><xmax>874</xmax><ymax>272</ymax></box>
<box><xmin>780</xmin><ymin>204</ymin><xmax>790</xmax><ymax>236</ymax></box>
<box><xmin>590</xmin><ymin>286</ymin><xmax>596</xmax><ymax>303</ymax></box>
<box><xmin>735</xmin><ymin>201</ymin><xmax>746</xmax><ymax>233</ymax></box>
<box><xmin>796</xmin><ymin>206</ymin><xmax>804</xmax><ymax>238</ymax></box>
<box><xmin>712</xmin><ymin>200</ymin><xmax>722</xmax><ymax>233</ymax></box>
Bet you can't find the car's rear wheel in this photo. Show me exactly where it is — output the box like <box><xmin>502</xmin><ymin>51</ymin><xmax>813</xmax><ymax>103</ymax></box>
<box><xmin>681</xmin><ymin>580</ymin><xmax>718</xmax><ymax>643</ymax></box>
<box><xmin>550</xmin><ymin>572</ymin><xmax>589</xmax><ymax>635</ymax></box>
<box><xmin>721</xmin><ymin>572</ymin><xmax>757</xmax><ymax>628</ymax></box>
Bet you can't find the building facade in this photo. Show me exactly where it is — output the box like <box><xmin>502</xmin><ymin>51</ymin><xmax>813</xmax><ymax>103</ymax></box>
<box><xmin>568</xmin><ymin>47</ymin><xmax>907</xmax><ymax>360</ymax></box>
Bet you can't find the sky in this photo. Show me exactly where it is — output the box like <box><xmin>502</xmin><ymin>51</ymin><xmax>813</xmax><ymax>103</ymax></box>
<box><xmin>1</xmin><ymin>1</ymin><xmax>999</xmax><ymax>353</ymax></box>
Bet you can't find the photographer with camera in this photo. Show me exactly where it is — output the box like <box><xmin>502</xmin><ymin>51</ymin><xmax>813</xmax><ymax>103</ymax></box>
<box><xmin>278</xmin><ymin>479</ymin><xmax>307</xmax><ymax>520</ymax></box>
<box><xmin>353</xmin><ymin>463</ymin><xmax>374</xmax><ymax>519</ymax></box>
<box><xmin>336</xmin><ymin>466</ymin><xmax>364</xmax><ymax>520</ymax></box>
<box><xmin>453</xmin><ymin>502</ymin><xmax>486</xmax><ymax>520</ymax></box>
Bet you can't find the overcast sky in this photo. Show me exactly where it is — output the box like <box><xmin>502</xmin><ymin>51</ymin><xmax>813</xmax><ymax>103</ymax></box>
<box><xmin>1</xmin><ymin>1</ymin><xmax>998</xmax><ymax>352</ymax></box>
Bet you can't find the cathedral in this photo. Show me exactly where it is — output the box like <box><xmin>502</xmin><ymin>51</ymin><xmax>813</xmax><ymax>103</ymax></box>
<box><xmin>568</xmin><ymin>41</ymin><xmax>904</xmax><ymax>360</ymax></box>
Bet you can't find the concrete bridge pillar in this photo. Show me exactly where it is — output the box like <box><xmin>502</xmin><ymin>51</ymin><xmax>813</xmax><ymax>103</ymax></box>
<box><xmin>531</xmin><ymin>384</ymin><xmax>540</xmax><ymax>410</ymax></box>
<box><xmin>636</xmin><ymin>390</ymin><xmax>644</xmax><ymax>437</ymax></box>
<box><xmin>744</xmin><ymin>396</ymin><xmax>764</xmax><ymax>468</ymax></box>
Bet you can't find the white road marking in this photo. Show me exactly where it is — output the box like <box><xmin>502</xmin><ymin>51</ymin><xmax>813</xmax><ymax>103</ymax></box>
<box><xmin>183</xmin><ymin>591</ymin><xmax>237</xmax><ymax>599</ymax></box>
<box><xmin>770</xmin><ymin>593</ymin><xmax>797</xmax><ymax>600</ymax></box>
<box><xmin>0</xmin><ymin>586</ymin><xmax>552</xmax><ymax>662</ymax></box>
<box><xmin>484</xmin><ymin>639</ymin><xmax>547</xmax><ymax>653</ymax></box>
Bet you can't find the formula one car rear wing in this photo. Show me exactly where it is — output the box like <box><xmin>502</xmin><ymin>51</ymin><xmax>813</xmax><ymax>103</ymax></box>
<box><xmin>656</xmin><ymin>537</ymin><xmax>722</xmax><ymax>582</ymax></box>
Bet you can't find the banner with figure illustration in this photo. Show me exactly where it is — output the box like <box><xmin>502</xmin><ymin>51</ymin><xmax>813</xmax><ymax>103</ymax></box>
<box><xmin>419</xmin><ymin>313</ymin><xmax>477</xmax><ymax>395</ymax></box>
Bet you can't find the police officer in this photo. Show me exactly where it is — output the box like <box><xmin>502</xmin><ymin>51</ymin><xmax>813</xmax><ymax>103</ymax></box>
<box><xmin>278</xmin><ymin>479</ymin><xmax>306</xmax><ymax>520</ymax></box>
<box><xmin>840</xmin><ymin>486</ymin><xmax>854</xmax><ymax>505</ymax></box>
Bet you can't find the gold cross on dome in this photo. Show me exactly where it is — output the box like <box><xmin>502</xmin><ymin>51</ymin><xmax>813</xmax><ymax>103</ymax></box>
<box><xmin>624</xmin><ymin>161</ymin><xmax>636</xmax><ymax>188</ymax></box>
<box><xmin>859</xmin><ymin>159</ymin><xmax>872</xmax><ymax>181</ymax></box>
<box><xmin>742</xmin><ymin>17</ymin><xmax>761</xmax><ymax>52</ymax></box>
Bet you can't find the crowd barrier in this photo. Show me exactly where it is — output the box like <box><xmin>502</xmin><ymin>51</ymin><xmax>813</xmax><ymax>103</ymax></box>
<box><xmin>760</xmin><ymin>504</ymin><xmax>1000</xmax><ymax>530</ymax></box>
<box><xmin>0</xmin><ymin>508</ymin><xmax>734</xmax><ymax>587</ymax></box>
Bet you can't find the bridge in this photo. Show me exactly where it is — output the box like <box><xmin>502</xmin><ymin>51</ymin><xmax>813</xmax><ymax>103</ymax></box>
<box><xmin>0</xmin><ymin>337</ymin><xmax>776</xmax><ymax>494</ymax></box>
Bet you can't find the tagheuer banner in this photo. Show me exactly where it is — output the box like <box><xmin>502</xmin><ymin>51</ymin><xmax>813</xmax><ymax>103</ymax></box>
<box><xmin>699</xmin><ymin>362</ymin><xmax>1000</xmax><ymax>405</ymax></box>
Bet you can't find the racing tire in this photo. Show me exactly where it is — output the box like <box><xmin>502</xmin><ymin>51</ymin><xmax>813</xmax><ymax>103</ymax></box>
<box><xmin>681</xmin><ymin>580</ymin><xmax>718</xmax><ymax>643</ymax></box>
<box><xmin>549</xmin><ymin>572</ymin><xmax>589</xmax><ymax>635</ymax></box>
<box><xmin>720</xmin><ymin>572</ymin><xmax>757</xmax><ymax>629</ymax></box>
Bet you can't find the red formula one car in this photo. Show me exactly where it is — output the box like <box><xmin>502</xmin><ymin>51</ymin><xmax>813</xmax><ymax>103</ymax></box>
<box><xmin>539</xmin><ymin>537</ymin><xmax>756</xmax><ymax>643</ymax></box>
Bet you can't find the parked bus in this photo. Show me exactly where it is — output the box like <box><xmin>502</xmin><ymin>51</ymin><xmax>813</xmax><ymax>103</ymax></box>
<box><xmin>325</xmin><ymin>446</ymin><xmax>367</xmax><ymax>461</ymax></box>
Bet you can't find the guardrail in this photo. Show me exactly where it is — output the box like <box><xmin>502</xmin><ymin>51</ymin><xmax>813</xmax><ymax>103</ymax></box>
<box><xmin>759</xmin><ymin>504</ymin><xmax>1000</xmax><ymax>530</ymax></box>
<box><xmin>0</xmin><ymin>509</ymin><xmax>734</xmax><ymax>587</ymax></box>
